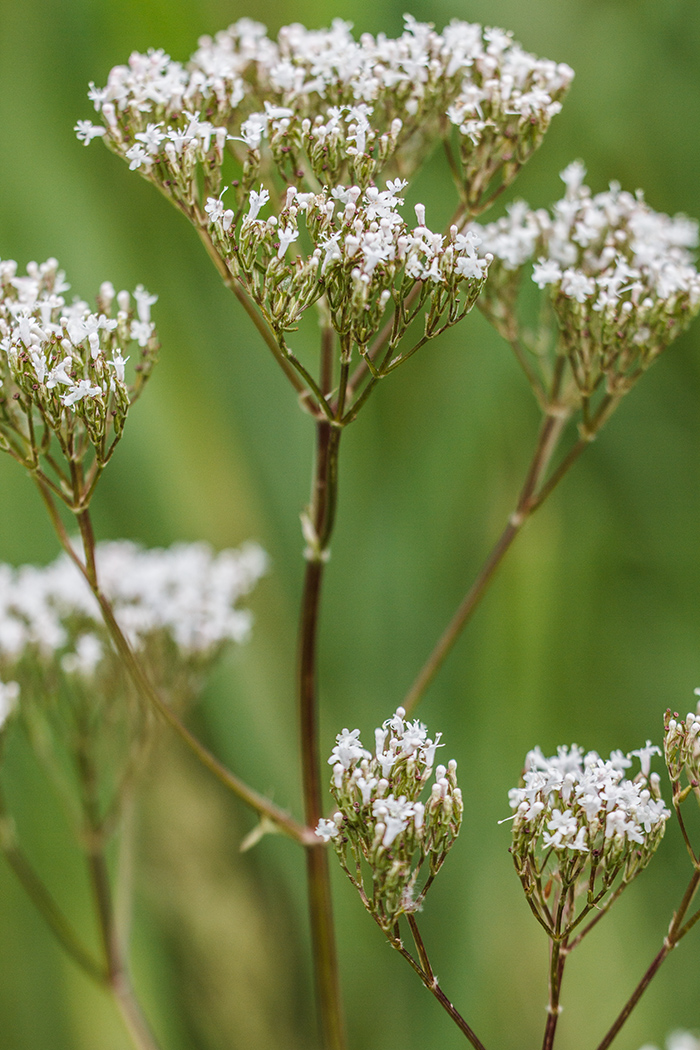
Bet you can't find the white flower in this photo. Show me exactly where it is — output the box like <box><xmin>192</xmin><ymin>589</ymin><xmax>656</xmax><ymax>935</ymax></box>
<box><xmin>315</xmin><ymin>818</ymin><xmax>340</xmax><ymax>842</ymax></box>
<box><xmin>74</xmin><ymin>120</ymin><xmax>106</xmax><ymax>145</ymax></box>
<box><xmin>248</xmin><ymin>186</ymin><xmax>270</xmax><ymax>222</ymax></box>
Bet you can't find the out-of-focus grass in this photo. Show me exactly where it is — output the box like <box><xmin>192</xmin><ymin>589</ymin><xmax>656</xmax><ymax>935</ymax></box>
<box><xmin>0</xmin><ymin>1</ymin><xmax>699</xmax><ymax>1048</ymax></box>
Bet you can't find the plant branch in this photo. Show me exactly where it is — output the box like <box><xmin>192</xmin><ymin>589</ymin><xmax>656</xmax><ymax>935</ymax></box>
<box><xmin>76</xmin><ymin>738</ymin><xmax>162</xmax><ymax>1050</ymax></box>
<box><xmin>403</xmin><ymin>409</ymin><xmax>570</xmax><ymax>713</ymax></box>
<box><xmin>385</xmin><ymin>920</ymin><xmax>488</xmax><ymax>1050</ymax></box>
<box><xmin>0</xmin><ymin>793</ymin><xmax>106</xmax><ymax>984</ymax></box>
<box><xmin>594</xmin><ymin>867</ymin><xmax>700</xmax><ymax>1050</ymax></box>
<box><xmin>298</xmin><ymin>398</ymin><xmax>346</xmax><ymax>1049</ymax></box>
<box><xmin>33</xmin><ymin>476</ymin><xmax>315</xmax><ymax>848</ymax></box>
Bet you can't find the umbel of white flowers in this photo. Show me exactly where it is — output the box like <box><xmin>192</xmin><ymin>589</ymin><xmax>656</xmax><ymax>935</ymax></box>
<box><xmin>472</xmin><ymin>162</ymin><xmax>700</xmax><ymax>409</ymax></box>
<box><xmin>0</xmin><ymin>258</ymin><xmax>158</xmax><ymax>469</ymax></box>
<box><xmin>317</xmin><ymin>706</ymin><xmax>462</xmax><ymax>930</ymax></box>
<box><xmin>0</xmin><ymin>540</ymin><xmax>267</xmax><ymax>719</ymax></box>
<box><xmin>77</xmin><ymin>17</ymin><xmax>573</xmax><ymax>210</ymax></box>
<box><xmin>76</xmin><ymin>18</ymin><xmax>572</xmax><ymax>364</ymax></box>
<box><xmin>508</xmin><ymin>741</ymin><xmax>670</xmax><ymax>937</ymax></box>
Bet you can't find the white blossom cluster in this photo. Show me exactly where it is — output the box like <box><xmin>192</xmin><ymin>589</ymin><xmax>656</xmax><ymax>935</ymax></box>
<box><xmin>0</xmin><ymin>540</ymin><xmax>267</xmax><ymax>695</ymax></box>
<box><xmin>664</xmin><ymin>691</ymin><xmax>700</xmax><ymax>791</ymax></box>
<box><xmin>317</xmin><ymin>706</ymin><xmax>462</xmax><ymax>930</ymax></box>
<box><xmin>79</xmin><ymin>17</ymin><xmax>572</xmax><ymax>210</ymax></box>
<box><xmin>473</xmin><ymin>163</ymin><xmax>700</xmax><ymax>401</ymax></box>
<box><xmin>509</xmin><ymin>741</ymin><xmax>669</xmax><ymax>928</ymax></box>
<box><xmin>0</xmin><ymin>258</ymin><xmax>158</xmax><ymax>466</ymax></box>
<box><xmin>206</xmin><ymin>179</ymin><xmax>490</xmax><ymax>343</ymax></box>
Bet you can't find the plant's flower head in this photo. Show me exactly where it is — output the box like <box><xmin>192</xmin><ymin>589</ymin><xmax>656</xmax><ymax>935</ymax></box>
<box><xmin>81</xmin><ymin>17</ymin><xmax>572</xmax><ymax>209</ymax></box>
<box><xmin>0</xmin><ymin>540</ymin><xmax>268</xmax><ymax>699</ymax></box>
<box><xmin>508</xmin><ymin>739</ymin><xmax>669</xmax><ymax>936</ymax></box>
<box><xmin>472</xmin><ymin>164</ymin><xmax>700</xmax><ymax>405</ymax></box>
<box><xmin>318</xmin><ymin>706</ymin><xmax>461</xmax><ymax>930</ymax></box>
<box><xmin>205</xmin><ymin>180</ymin><xmax>491</xmax><ymax>343</ymax></box>
<box><xmin>0</xmin><ymin>259</ymin><xmax>158</xmax><ymax>472</ymax></box>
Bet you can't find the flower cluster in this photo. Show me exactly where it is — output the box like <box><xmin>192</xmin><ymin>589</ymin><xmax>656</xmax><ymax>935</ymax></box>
<box><xmin>508</xmin><ymin>741</ymin><xmax>669</xmax><ymax>936</ymax></box>
<box><xmin>79</xmin><ymin>17</ymin><xmax>572</xmax><ymax>210</ymax></box>
<box><xmin>473</xmin><ymin>163</ymin><xmax>700</xmax><ymax>411</ymax></box>
<box><xmin>207</xmin><ymin>180</ymin><xmax>490</xmax><ymax>345</ymax></box>
<box><xmin>0</xmin><ymin>258</ymin><xmax>158</xmax><ymax>481</ymax></box>
<box><xmin>664</xmin><ymin>691</ymin><xmax>700</xmax><ymax>799</ymax></box>
<box><xmin>317</xmin><ymin>706</ymin><xmax>462</xmax><ymax>930</ymax></box>
<box><xmin>0</xmin><ymin>539</ymin><xmax>267</xmax><ymax>701</ymax></box>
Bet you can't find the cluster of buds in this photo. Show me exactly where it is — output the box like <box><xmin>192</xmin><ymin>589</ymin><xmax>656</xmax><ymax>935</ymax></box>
<box><xmin>317</xmin><ymin>706</ymin><xmax>462</xmax><ymax>931</ymax></box>
<box><xmin>0</xmin><ymin>540</ymin><xmax>267</xmax><ymax>709</ymax></box>
<box><xmin>0</xmin><ymin>258</ymin><xmax>158</xmax><ymax>490</ymax></box>
<box><xmin>78</xmin><ymin>17</ymin><xmax>572</xmax><ymax>212</ymax></box>
<box><xmin>206</xmin><ymin>180</ymin><xmax>490</xmax><ymax>345</ymax></box>
<box><xmin>664</xmin><ymin>692</ymin><xmax>700</xmax><ymax>805</ymax></box>
<box><xmin>472</xmin><ymin>162</ymin><xmax>700</xmax><ymax>415</ymax></box>
<box><xmin>508</xmin><ymin>741</ymin><xmax>669</xmax><ymax>938</ymax></box>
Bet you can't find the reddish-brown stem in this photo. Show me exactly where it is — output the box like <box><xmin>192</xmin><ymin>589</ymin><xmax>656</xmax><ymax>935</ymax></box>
<box><xmin>403</xmin><ymin>411</ymin><xmax>568</xmax><ymax>712</ymax></box>
<box><xmin>594</xmin><ymin>867</ymin><xmax>700</xmax><ymax>1050</ymax></box>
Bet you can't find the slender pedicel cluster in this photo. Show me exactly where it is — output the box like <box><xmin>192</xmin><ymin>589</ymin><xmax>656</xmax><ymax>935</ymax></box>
<box><xmin>473</xmin><ymin>162</ymin><xmax>700</xmax><ymax>407</ymax></box>
<box><xmin>508</xmin><ymin>742</ymin><xmax>669</xmax><ymax>936</ymax></box>
<box><xmin>0</xmin><ymin>258</ymin><xmax>158</xmax><ymax>475</ymax></box>
<box><xmin>79</xmin><ymin>17</ymin><xmax>572</xmax><ymax>209</ymax></box>
<box><xmin>0</xmin><ymin>540</ymin><xmax>267</xmax><ymax>698</ymax></box>
<box><xmin>664</xmin><ymin>691</ymin><xmax>700</xmax><ymax>799</ymax></box>
<box><xmin>317</xmin><ymin>706</ymin><xmax>462</xmax><ymax>931</ymax></box>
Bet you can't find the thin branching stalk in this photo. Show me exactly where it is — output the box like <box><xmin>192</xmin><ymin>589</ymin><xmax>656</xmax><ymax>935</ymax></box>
<box><xmin>0</xmin><ymin>787</ymin><xmax>107</xmax><ymax>983</ymax></box>
<box><xmin>384</xmin><ymin>917</ymin><xmax>488</xmax><ymax>1050</ymax></box>
<box><xmin>33</xmin><ymin>476</ymin><xmax>315</xmax><ymax>847</ymax></box>
<box><xmin>76</xmin><ymin>738</ymin><xmax>162</xmax><ymax>1050</ymax></box>
<box><xmin>403</xmin><ymin>409</ymin><xmax>569</xmax><ymax>712</ymax></box>
<box><xmin>594</xmin><ymin>867</ymin><xmax>700</xmax><ymax>1050</ymax></box>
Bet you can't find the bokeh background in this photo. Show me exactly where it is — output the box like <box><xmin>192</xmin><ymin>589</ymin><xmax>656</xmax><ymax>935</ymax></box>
<box><xmin>0</xmin><ymin>0</ymin><xmax>699</xmax><ymax>1048</ymax></box>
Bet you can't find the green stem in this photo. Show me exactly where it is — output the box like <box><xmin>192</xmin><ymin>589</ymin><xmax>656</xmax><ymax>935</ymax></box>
<box><xmin>0</xmin><ymin>795</ymin><xmax>106</xmax><ymax>983</ymax></box>
<box><xmin>76</xmin><ymin>741</ymin><xmax>162</xmax><ymax>1050</ymax></box>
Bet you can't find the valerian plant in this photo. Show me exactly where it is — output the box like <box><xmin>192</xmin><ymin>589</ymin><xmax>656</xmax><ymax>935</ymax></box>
<box><xmin>0</xmin><ymin>14</ymin><xmax>698</xmax><ymax>1050</ymax></box>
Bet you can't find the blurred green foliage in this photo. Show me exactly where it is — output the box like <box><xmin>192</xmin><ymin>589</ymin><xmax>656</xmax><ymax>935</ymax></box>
<box><xmin>0</xmin><ymin>1</ymin><xmax>699</xmax><ymax>1048</ymax></box>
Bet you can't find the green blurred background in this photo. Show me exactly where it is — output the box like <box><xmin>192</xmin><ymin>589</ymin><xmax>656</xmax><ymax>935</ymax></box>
<box><xmin>0</xmin><ymin>0</ymin><xmax>699</xmax><ymax>1048</ymax></box>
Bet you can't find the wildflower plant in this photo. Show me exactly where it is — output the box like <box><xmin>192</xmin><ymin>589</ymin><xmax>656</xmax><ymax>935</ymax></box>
<box><xmin>0</xmin><ymin>11</ymin><xmax>699</xmax><ymax>1050</ymax></box>
<box><xmin>319</xmin><ymin>707</ymin><xmax>462</xmax><ymax>931</ymax></box>
<box><xmin>0</xmin><ymin>259</ymin><xmax>158</xmax><ymax>510</ymax></box>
